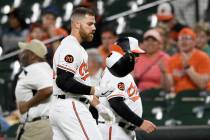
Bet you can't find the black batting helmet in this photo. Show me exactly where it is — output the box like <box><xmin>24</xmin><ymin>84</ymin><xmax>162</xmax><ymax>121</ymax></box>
<box><xmin>106</xmin><ymin>37</ymin><xmax>145</xmax><ymax>77</ymax></box>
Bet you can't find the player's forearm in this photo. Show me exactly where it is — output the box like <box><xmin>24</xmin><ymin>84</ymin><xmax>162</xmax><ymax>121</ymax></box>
<box><xmin>27</xmin><ymin>87</ymin><xmax>52</xmax><ymax>108</ymax></box>
<box><xmin>56</xmin><ymin>68</ymin><xmax>92</xmax><ymax>95</ymax></box>
<box><xmin>185</xmin><ymin>67</ymin><xmax>209</xmax><ymax>89</ymax></box>
<box><xmin>108</xmin><ymin>97</ymin><xmax>143</xmax><ymax>127</ymax></box>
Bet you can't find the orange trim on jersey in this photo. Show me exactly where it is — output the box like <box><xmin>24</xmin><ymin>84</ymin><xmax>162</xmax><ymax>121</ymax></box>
<box><xmin>81</xmin><ymin>73</ymin><xmax>89</xmax><ymax>81</ymax></box>
<box><xmin>57</xmin><ymin>64</ymin><xmax>76</xmax><ymax>74</ymax></box>
<box><xmin>107</xmin><ymin>94</ymin><xmax>125</xmax><ymax>100</ymax></box>
<box><xmin>72</xmin><ymin>101</ymin><xmax>90</xmax><ymax>140</ymax></box>
<box><xmin>109</xmin><ymin>126</ymin><xmax>112</xmax><ymax>140</ymax></box>
<box><xmin>131</xmin><ymin>96</ymin><xmax>140</xmax><ymax>102</ymax></box>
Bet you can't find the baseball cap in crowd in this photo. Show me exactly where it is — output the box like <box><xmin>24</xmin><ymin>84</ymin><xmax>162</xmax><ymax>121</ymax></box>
<box><xmin>18</xmin><ymin>39</ymin><xmax>47</xmax><ymax>58</ymax></box>
<box><xmin>178</xmin><ymin>28</ymin><xmax>196</xmax><ymax>40</ymax></box>
<box><xmin>156</xmin><ymin>2</ymin><xmax>174</xmax><ymax>21</ymax></box>
<box><xmin>143</xmin><ymin>29</ymin><xmax>162</xmax><ymax>43</ymax></box>
<box><xmin>42</xmin><ymin>6</ymin><xmax>60</xmax><ymax>18</ymax></box>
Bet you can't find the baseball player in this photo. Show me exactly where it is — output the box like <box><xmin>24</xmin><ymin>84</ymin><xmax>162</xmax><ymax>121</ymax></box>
<box><xmin>50</xmin><ymin>7</ymin><xmax>114</xmax><ymax>140</ymax></box>
<box><xmin>98</xmin><ymin>37</ymin><xmax>157</xmax><ymax>140</ymax></box>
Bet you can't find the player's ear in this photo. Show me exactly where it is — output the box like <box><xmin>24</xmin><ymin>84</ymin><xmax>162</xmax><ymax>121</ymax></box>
<box><xmin>74</xmin><ymin>21</ymin><xmax>81</xmax><ymax>29</ymax></box>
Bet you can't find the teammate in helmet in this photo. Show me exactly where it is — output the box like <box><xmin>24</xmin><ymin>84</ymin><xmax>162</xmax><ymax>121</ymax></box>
<box><xmin>98</xmin><ymin>37</ymin><xmax>157</xmax><ymax>140</ymax></box>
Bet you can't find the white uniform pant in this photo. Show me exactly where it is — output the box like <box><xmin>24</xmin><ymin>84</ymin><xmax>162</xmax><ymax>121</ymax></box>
<box><xmin>98</xmin><ymin>123</ymin><xmax>136</xmax><ymax>140</ymax></box>
<box><xmin>49</xmin><ymin>98</ymin><xmax>103</xmax><ymax>140</ymax></box>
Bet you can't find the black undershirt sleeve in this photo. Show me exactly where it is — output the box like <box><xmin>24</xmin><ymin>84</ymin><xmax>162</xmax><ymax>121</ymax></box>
<box><xmin>56</xmin><ymin>68</ymin><xmax>92</xmax><ymax>95</ymax></box>
<box><xmin>108</xmin><ymin>97</ymin><xmax>144</xmax><ymax>127</ymax></box>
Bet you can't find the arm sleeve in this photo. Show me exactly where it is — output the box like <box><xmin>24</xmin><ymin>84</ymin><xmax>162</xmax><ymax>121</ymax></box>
<box><xmin>108</xmin><ymin>97</ymin><xmax>143</xmax><ymax>127</ymax></box>
<box><xmin>56</xmin><ymin>68</ymin><xmax>92</xmax><ymax>95</ymax></box>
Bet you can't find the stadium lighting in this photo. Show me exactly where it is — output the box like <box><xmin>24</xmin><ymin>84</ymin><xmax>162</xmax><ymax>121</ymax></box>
<box><xmin>137</xmin><ymin>0</ymin><xmax>144</xmax><ymax>5</ymax></box>
<box><xmin>42</xmin><ymin>0</ymin><xmax>52</xmax><ymax>8</ymax></box>
<box><xmin>63</xmin><ymin>2</ymin><xmax>73</xmax><ymax>21</ymax></box>
<box><xmin>13</xmin><ymin>0</ymin><xmax>22</xmax><ymax>8</ymax></box>
<box><xmin>116</xmin><ymin>17</ymin><xmax>126</xmax><ymax>34</ymax></box>
<box><xmin>56</xmin><ymin>17</ymin><xmax>62</xmax><ymax>28</ymax></box>
<box><xmin>150</xmin><ymin>14</ymin><xmax>158</xmax><ymax>27</ymax></box>
<box><xmin>10</xmin><ymin>60</ymin><xmax>20</xmax><ymax>80</ymax></box>
<box><xmin>73</xmin><ymin>0</ymin><xmax>82</xmax><ymax>6</ymax></box>
<box><xmin>1</xmin><ymin>15</ymin><xmax>8</xmax><ymax>24</ymax></box>
<box><xmin>0</xmin><ymin>46</ymin><xmax>3</xmax><ymax>56</ymax></box>
<box><xmin>31</xmin><ymin>3</ymin><xmax>41</xmax><ymax>23</ymax></box>
<box><xmin>97</xmin><ymin>0</ymin><xmax>104</xmax><ymax>16</ymax></box>
<box><xmin>1</xmin><ymin>5</ymin><xmax>11</xmax><ymax>14</ymax></box>
<box><xmin>25</xmin><ymin>18</ymin><xmax>31</xmax><ymax>24</ymax></box>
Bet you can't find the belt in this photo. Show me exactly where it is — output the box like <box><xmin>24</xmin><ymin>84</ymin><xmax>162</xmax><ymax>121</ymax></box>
<box><xmin>118</xmin><ymin>121</ymin><xmax>136</xmax><ymax>131</ymax></box>
<box><xmin>98</xmin><ymin>121</ymin><xmax>136</xmax><ymax>131</ymax></box>
<box><xmin>55</xmin><ymin>95</ymin><xmax>89</xmax><ymax>104</ymax></box>
<box><xmin>78</xmin><ymin>97</ymin><xmax>89</xmax><ymax>104</ymax></box>
<box><xmin>56</xmin><ymin>95</ymin><xmax>66</xmax><ymax>99</ymax></box>
<box><xmin>30</xmin><ymin>116</ymin><xmax>49</xmax><ymax>122</ymax></box>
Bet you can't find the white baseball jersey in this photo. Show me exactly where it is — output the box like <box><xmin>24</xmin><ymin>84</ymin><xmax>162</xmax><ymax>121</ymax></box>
<box><xmin>50</xmin><ymin>35</ymin><xmax>103</xmax><ymax>140</ymax></box>
<box><xmin>15</xmin><ymin>62</ymin><xmax>53</xmax><ymax>122</ymax></box>
<box><xmin>53</xmin><ymin>35</ymin><xmax>91</xmax><ymax>97</ymax></box>
<box><xmin>98</xmin><ymin>68</ymin><xmax>143</xmax><ymax>140</ymax></box>
<box><xmin>100</xmin><ymin>68</ymin><xmax>143</xmax><ymax>121</ymax></box>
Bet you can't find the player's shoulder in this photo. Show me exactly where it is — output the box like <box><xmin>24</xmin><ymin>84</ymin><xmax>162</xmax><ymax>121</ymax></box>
<box><xmin>102</xmin><ymin>68</ymin><xmax>131</xmax><ymax>83</ymax></box>
<box><xmin>55</xmin><ymin>35</ymin><xmax>82</xmax><ymax>59</ymax></box>
<box><xmin>61</xmin><ymin>35</ymin><xmax>80</xmax><ymax>47</ymax></box>
<box><xmin>26</xmin><ymin>62</ymin><xmax>52</xmax><ymax>75</ymax></box>
<box><xmin>102</xmin><ymin>68</ymin><xmax>116</xmax><ymax>79</ymax></box>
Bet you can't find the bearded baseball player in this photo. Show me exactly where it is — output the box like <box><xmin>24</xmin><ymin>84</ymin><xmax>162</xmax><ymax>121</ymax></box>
<box><xmin>98</xmin><ymin>37</ymin><xmax>157</xmax><ymax>140</ymax></box>
<box><xmin>49</xmin><ymin>7</ymin><xmax>114</xmax><ymax>140</ymax></box>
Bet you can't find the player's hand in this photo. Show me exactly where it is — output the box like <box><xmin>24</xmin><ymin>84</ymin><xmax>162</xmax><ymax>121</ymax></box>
<box><xmin>18</xmin><ymin>101</ymin><xmax>30</xmax><ymax>114</ymax></box>
<box><xmin>95</xmin><ymin>103</ymin><xmax>115</xmax><ymax>122</ymax></box>
<box><xmin>138</xmin><ymin>120</ymin><xmax>157</xmax><ymax>133</ymax></box>
<box><xmin>94</xmin><ymin>85</ymin><xmax>114</xmax><ymax>97</ymax></box>
<box><xmin>89</xmin><ymin>95</ymin><xmax>99</xmax><ymax>106</ymax></box>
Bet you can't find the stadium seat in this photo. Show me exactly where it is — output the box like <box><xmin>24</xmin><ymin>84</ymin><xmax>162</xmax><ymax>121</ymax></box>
<box><xmin>165</xmin><ymin>90</ymin><xmax>209</xmax><ymax>126</ymax></box>
<box><xmin>140</xmin><ymin>88</ymin><xmax>168</xmax><ymax>126</ymax></box>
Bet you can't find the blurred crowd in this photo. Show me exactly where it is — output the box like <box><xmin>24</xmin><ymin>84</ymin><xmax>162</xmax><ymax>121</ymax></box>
<box><xmin>1</xmin><ymin>0</ymin><xmax>210</xmax><ymax>138</ymax></box>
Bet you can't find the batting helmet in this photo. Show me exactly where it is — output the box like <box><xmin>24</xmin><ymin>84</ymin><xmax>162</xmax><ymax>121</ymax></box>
<box><xmin>106</xmin><ymin>37</ymin><xmax>145</xmax><ymax>77</ymax></box>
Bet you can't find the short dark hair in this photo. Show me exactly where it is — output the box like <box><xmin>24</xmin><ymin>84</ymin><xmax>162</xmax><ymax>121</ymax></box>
<box><xmin>101</xmin><ymin>27</ymin><xmax>117</xmax><ymax>36</ymax></box>
<box><xmin>42</xmin><ymin>6</ymin><xmax>59</xmax><ymax>18</ymax></box>
<box><xmin>71</xmin><ymin>7</ymin><xmax>95</xmax><ymax>21</ymax></box>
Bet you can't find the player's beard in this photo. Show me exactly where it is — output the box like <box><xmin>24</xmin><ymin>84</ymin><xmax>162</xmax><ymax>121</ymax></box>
<box><xmin>80</xmin><ymin>26</ymin><xmax>94</xmax><ymax>42</ymax></box>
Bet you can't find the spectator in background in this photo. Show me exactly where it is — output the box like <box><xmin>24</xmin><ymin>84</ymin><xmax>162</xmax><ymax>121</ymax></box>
<box><xmin>194</xmin><ymin>22</ymin><xmax>210</xmax><ymax>56</ymax></box>
<box><xmin>80</xmin><ymin>0</ymin><xmax>104</xmax><ymax>49</ymax></box>
<box><xmin>0</xmin><ymin>8</ymin><xmax>28</xmax><ymax>54</ymax></box>
<box><xmin>156</xmin><ymin>2</ymin><xmax>185</xmax><ymax>44</ymax></box>
<box><xmin>41</xmin><ymin>6</ymin><xmax>68</xmax><ymax>39</ymax></box>
<box><xmin>27</xmin><ymin>23</ymin><xmax>48</xmax><ymax>41</ymax></box>
<box><xmin>0</xmin><ymin>115</ymin><xmax>10</xmax><ymax>134</ymax></box>
<box><xmin>98</xmin><ymin>28</ymin><xmax>118</xmax><ymax>68</ymax></box>
<box><xmin>41</xmin><ymin>6</ymin><xmax>68</xmax><ymax>66</ymax></box>
<box><xmin>87</xmin><ymin>48</ymin><xmax>103</xmax><ymax>86</ymax></box>
<box><xmin>172</xmin><ymin>0</ymin><xmax>209</xmax><ymax>27</ymax></box>
<box><xmin>156</xmin><ymin>24</ymin><xmax>178</xmax><ymax>55</ymax></box>
<box><xmin>161</xmin><ymin>28</ymin><xmax>210</xmax><ymax>94</ymax></box>
<box><xmin>134</xmin><ymin>29</ymin><xmax>170</xmax><ymax>92</ymax></box>
<box><xmin>15</xmin><ymin>39</ymin><xmax>53</xmax><ymax>140</ymax></box>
